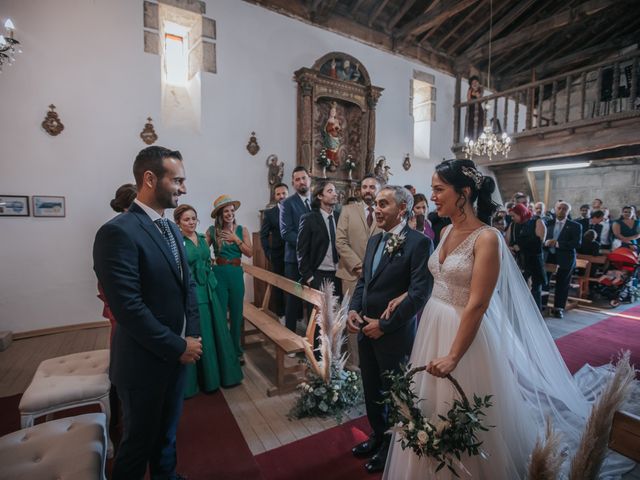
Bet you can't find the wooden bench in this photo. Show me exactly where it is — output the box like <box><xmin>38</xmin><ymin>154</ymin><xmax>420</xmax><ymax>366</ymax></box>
<box><xmin>544</xmin><ymin>262</ymin><xmax>594</xmax><ymax>310</ymax></box>
<box><xmin>241</xmin><ymin>263</ymin><xmax>323</xmax><ymax>396</ymax></box>
<box><xmin>609</xmin><ymin>410</ymin><xmax>640</xmax><ymax>462</ymax></box>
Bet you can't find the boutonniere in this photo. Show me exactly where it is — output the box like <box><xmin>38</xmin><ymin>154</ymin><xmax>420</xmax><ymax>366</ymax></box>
<box><xmin>385</xmin><ymin>232</ymin><xmax>406</xmax><ymax>257</ymax></box>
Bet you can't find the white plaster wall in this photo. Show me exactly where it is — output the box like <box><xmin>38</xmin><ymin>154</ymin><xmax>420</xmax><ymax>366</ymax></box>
<box><xmin>0</xmin><ymin>0</ymin><xmax>456</xmax><ymax>333</ymax></box>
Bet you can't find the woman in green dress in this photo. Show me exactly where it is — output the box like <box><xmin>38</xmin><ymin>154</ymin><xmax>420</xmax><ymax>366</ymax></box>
<box><xmin>174</xmin><ymin>204</ymin><xmax>243</xmax><ymax>398</ymax></box>
<box><xmin>207</xmin><ymin>195</ymin><xmax>253</xmax><ymax>363</ymax></box>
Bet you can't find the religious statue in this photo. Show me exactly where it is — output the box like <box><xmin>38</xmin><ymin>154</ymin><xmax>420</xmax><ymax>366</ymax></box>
<box><xmin>374</xmin><ymin>156</ymin><xmax>393</xmax><ymax>184</ymax></box>
<box><xmin>322</xmin><ymin>101</ymin><xmax>341</xmax><ymax>171</ymax></box>
<box><xmin>266</xmin><ymin>154</ymin><xmax>284</xmax><ymax>191</ymax></box>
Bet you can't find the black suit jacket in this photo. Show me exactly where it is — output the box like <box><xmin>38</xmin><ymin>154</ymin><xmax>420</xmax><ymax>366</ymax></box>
<box><xmin>350</xmin><ymin>226</ymin><xmax>433</xmax><ymax>353</ymax></box>
<box><xmin>577</xmin><ymin>218</ymin><xmax>603</xmax><ymax>243</ymax></box>
<box><xmin>280</xmin><ymin>193</ymin><xmax>310</xmax><ymax>264</ymax></box>
<box><xmin>260</xmin><ymin>204</ymin><xmax>284</xmax><ymax>260</ymax></box>
<box><xmin>93</xmin><ymin>202</ymin><xmax>200</xmax><ymax>388</ymax></box>
<box><xmin>296</xmin><ymin>209</ymin><xmax>340</xmax><ymax>284</ymax></box>
<box><xmin>544</xmin><ymin>218</ymin><xmax>582</xmax><ymax>269</ymax></box>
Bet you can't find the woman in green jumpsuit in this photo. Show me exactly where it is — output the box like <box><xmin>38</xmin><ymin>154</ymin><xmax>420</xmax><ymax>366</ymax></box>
<box><xmin>207</xmin><ymin>195</ymin><xmax>253</xmax><ymax>363</ymax></box>
<box><xmin>174</xmin><ymin>204</ymin><xmax>243</xmax><ymax>398</ymax></box>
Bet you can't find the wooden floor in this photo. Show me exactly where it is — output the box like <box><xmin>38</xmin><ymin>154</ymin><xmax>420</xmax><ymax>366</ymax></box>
<box><xmin>0</xmin><ymin>305</ymin><xmax>638</xmax><ymax>478</ymax></box>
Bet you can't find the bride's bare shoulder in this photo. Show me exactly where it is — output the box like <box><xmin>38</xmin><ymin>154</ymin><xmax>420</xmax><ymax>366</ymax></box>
<box><xmin>475</xmin><ymin>227</ymin><xmax>501</xmax><ymax>251</ymax></box>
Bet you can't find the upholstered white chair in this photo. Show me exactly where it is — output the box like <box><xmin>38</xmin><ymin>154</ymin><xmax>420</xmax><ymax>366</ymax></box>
<box><xmin>0</xmin><ymin>412</ymin><xmax>107</xmax><ymax>480</ymax></box>
<box><xmin>18</xmin><ymin>349</ymin><xmax>112</xmax><ymax>455</ymax></box>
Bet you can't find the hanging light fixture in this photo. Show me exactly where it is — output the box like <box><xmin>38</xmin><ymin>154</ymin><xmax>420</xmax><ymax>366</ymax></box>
<box><xmin>463</xmin><ymin>0</ymin><xmax>511</xmax><ymax>161</ymax></box>
<box><xmin>0</xmin><ymin>18</ymin><xmax>21</xmax><ymax>72</ymax></box>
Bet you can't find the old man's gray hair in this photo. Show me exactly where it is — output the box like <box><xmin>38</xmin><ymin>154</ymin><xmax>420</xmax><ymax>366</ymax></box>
<box><xmin>555</xmin><ymin>200</ymin><xmax>572</xmax><ymax>212</ymax></box>
<box><xmin>381</xmin><ymin>185</ymin><xmax>414</xmax><ymax>220</ymax></box>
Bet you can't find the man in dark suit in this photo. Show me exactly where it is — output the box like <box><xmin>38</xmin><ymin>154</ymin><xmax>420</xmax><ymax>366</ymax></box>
<box><xmin>260</xmin><ymin>182</ymin><xmax>289</xmax><ymax>317</ymax></box>
<box><xmin>544</xmin><ymin>200</ymin><xmax>582</xmax><ymax>319</ymax></box>
<box><xmin>280</xmin><ymin>166</ymin><xmax>312</xmax><ymax>333</ymax></box>
<box><xmin>347</xmin><ymin>186</ymin><xmax>433</xmax><ymax>473</ymax></box>
<box><xmin>577</xmin><ymin>209</ymin><xmax>604</xmax><ymax>243</ymax></box>
<box><xmin>93</xmin><ymin>146</ymin><xmax>203</xmax><ymax>480</ymax></box>
<box><xmin>297</xmin><ymin>180</ymin><xmax>341</xmax><ymax>293</ymax></box>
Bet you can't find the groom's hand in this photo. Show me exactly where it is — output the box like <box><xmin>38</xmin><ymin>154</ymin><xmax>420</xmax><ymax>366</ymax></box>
<box><xmin>347</xmin><ymin>310</ymin><xmax>364</xmax><ymax>333</ymax></box>
<box><xmin>362</xmin><ymin>317</ymin><xmax>384</xmax><ymax>339</ymax></box>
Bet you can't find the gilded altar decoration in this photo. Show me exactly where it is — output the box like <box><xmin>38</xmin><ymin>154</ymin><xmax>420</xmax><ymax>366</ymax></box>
<box><xmin>41</xmin><ymin>105</ymin><xmax>64</xmax><ymax>136</ymax></box>
<box><xmin>403</xmin><ymin>153</ymin><xmax>412</xmax><ymax>171</ymax></box>
<box><xmin>246</xmin><ymin>131</ymin><xmax>260</xmax><ymax>156</ymax></box>
<box><xmin>140</xmin><ymin>117</ymin><xmax>158</xmax><ymax>145</ymax></box>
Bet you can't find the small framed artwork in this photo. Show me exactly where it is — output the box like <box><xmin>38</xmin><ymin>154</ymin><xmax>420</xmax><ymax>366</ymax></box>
<box><xmin>0</xmin><ymin>195</ymin><xmax>30</xmax><ymax>217</ymax></box>
<box><xmin>33</xmin><ymin>195</ymin><xmax>66</xmax><ymax>217</ymax></box>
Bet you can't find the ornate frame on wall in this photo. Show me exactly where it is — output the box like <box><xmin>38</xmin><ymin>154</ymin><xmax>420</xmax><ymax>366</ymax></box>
<box><xmin>294</xmin><ymin>52</ymin><xmax>383</xmax><ymax>197</ymax></box>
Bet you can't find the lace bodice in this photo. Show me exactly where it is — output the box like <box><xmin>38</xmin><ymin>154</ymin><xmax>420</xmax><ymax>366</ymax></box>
<box><xmin>428</xmin><ymin>225</ymin><xmax>494</xmax><ymax>307</ymax></box>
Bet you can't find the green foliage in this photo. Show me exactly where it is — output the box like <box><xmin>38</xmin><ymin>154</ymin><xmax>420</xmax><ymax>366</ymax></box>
<box><xmin>288</xmin><ymin>364</ymin><xmax>363</xmax><ymax>424</ymax></box>
<box><xmin>382</xmin><ymin>364</ymin><xmax>494</xmax><ymax>477</ymax></box>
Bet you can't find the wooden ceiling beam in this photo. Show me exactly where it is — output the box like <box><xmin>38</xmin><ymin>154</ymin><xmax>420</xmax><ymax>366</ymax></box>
<box><xmin>434</xmin><ymin>0</ymin><xmax>486</xmax><ymax>50</ymax></box>
<box><xmin>368</xmin><ymin>0</ymin><xmax>391</xmax><ymax>27</ymax></box>
<box><xmin>386</xmin><ymin>0</ymin><xmax>417</xmax><ymax>31</ymax></box>
<box><xmin>395</xmin><ymin>0</ymin><xmax>480</xmax><ymax>40</ymax></box>
<box><xmin>465</xmin><ymin>0</ymin><xmax>621</xmax><ymax>62</ymax></box>
<box><xmin>351</xmin><ymin>0</ymin><xmax>368</xmax><ymax>15</ymax></box>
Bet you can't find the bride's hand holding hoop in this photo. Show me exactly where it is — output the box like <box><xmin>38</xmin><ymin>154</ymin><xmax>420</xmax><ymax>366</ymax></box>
<box><xmin>380</xmin><ymin>292</ymin><xmax>408</xmax><ymax>320</ymax></box>
<box><xmin>426</xmin><ymin>355</ymin><xmax>459</xmax><ymax>377</ymax></box>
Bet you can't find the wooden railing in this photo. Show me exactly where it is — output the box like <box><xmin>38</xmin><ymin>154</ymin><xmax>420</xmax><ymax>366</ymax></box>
<box><xmin>453</xmin><ymin>51</ymin><xmax>640</xmax><ymax>145</ymax></box>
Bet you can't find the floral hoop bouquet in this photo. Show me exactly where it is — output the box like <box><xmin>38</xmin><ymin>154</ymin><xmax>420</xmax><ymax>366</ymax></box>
<box><xmin>317</xmin><ymin>148</ymin><xmax>331</xmax><ymax>168</ymax></box>
<box><xmin>289</xmin><ymin>281</ymin><xmax>363</xmax><ymax>423</ymax></box>
<box><xmin>383</xmin><ymin>364</ymin><xmax>493</xmax><ymax>477</ymax></box>
<box><xmin>343</xmin><ymin>155</ymin><xmax>357</xmax><ymax>171</ymax></box>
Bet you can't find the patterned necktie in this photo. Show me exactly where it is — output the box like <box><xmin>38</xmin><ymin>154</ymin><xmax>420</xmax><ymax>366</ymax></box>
<box><xmin>328</xmin><ymin>214</ymin><xmax>339</xmax><ymax>264</ymax></box>
<box><xmin>372</xmin><ymin>232</ymin><xmax>390</xmax><ymax>273</ymax></box>
<box><xmin>367</xmin><ymin>206</ymin><xmax>374</xmax><ymax>228</ymax></box>
<box><xmin>155</xmin><ymin>218</ymin><xmax>182</xmax><ymax>275</ymax></box>
<box><xmin>304</xmin><ymin>198</ymin><xmax>311</xmax><ymax>212</ymax></box>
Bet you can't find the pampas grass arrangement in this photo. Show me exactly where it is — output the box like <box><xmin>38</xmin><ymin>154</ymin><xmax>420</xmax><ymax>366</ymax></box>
<box><xmin>289</xmin><ymin>280</ymin><xmax>363</xmax><ymax>423</ymax></box>
<box><xmin>527</xmin><ymin>417</ymin><xmax>565</xmax><ymax>480</ymax></box>
<box><xmin>568</xmin><ymin>350</ymin><xmax>635</xmax><ymax>480</ymax></box>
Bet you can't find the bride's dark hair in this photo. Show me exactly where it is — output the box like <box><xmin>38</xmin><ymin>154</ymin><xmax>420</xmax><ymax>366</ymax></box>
<box><xmin>434</xmin><ymin>159</ymin><xmax>498</xmax><ymax>225</ymax></box>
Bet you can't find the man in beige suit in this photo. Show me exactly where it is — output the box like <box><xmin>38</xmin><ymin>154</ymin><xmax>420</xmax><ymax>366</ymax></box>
<box><xmin>336</xmin><ymin>174</ymin><xmax>383</xmax><ymax>369</ymax></box>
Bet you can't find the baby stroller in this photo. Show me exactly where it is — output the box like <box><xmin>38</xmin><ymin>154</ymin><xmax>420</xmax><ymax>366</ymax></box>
<box><xmin>594</xmin><ymin>247</ymin><xmax>639</xmax><ymax>307</ymax></box>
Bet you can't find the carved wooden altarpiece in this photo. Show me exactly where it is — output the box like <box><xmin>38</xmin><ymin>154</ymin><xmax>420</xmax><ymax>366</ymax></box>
<box><xmin>294</xmin><ymin>52</ymin><xmax>383</xmax><ymax>197</ymax></box>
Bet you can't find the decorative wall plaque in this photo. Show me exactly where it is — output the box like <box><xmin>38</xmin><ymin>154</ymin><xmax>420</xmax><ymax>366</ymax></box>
<box><xmin>246</xmin><ymin>131</ymin><xmax>260</xmax><ymax>156</ymax></box>
<box><xmin>140</xmin><ymin>117</ymin><xmax>158</xmax><ymax>145</ymax></box>
<box><xmin>41</xmin><ymin>105</ymin><xmax>64</xmax><ymax>136</ymax></box>
<box><xmin>374</xmin><ymin>156</ymin><xmax>393</xmax><ymax>183</ymax></box>
<box><xmin>403</xmin><ymin>153</ymin><xmax>412</xmax><ymax>171</ymax></box>
<box><xmin>266</xmin><ymin>154</ymin><xmax>284</xmax><ymax>202</ymax></box>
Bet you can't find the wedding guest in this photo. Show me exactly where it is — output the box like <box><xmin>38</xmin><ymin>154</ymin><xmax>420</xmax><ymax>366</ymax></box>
<box><xmin>591</xmin><ymin>198</ymin><xmax>604</xmax><ymax>210</ymax></box>
<box><xmin>492</xmin><ymin>214</ymin><xmax>507</xmax><ymax>238</ymax></box>
<box><xmin>504</xmin><ymin>201</ymin><xmax>515</xmax><ymax>227</ymax></box>
<box><xmin>280</xmin><ymin>166</ymin><xmax>312</xmax><ymax>333</ymax></box>
<box><xmin>533</xmin><ymin>201</ymin><xmax>550</xmax><ymax>222</ymax></box>
<box><xmin>578</xmin><ymin>229</ymin><xmax>600</xmax><ymax>256</ymax></box>
<box><xmin>465</xmin><ymin>75</ymin><xmax>484</xmax><ymax>140</ymax></box>
<box><xmin>403</xmin><ymin>184</ymin><xmax>416</xmax><ymax>195</ymax></box>
<box><xmin>600</xmin><ymin>208</ymin><xmax>613</xmax><ymax>250</ymax></box>
<box><xmin>506</xmin><ymin>204</ymin><xmax>547</xmax><ymax>312</ymax></box>
<box><xmin>612</xmin><ymin>205</ymin><xmax>640</xmax><ymax>250</ymax></box>
<box><xmin>578</xmin><ymin>204</ymin><xmax>591</xmax><ymax>223</ymax></box>
<box><xmin>427</xmin><ymin>210</ymin><xmax>451</xmax><ymax>246</ymax></box>
<box><xmin>408</xmin><ymin>193</ymin><xmax>435</xmax><ymax>240</ymax></box>
<box><xmin>207</xmin><ymin>195</ymin><xmax>252</xmax><ymax>363</ymax></box>
<box><xmin>336</xmin><ymin>174</ymin><xmax>383</xmax><ymax>369</ymax></box>
<box><xmin>260</xmin><ymin>182</ymin><xmax>288</xmax><ymax>317</ymax></box>
<box><xmin>175</xmin><ymin>205</ymin><xmax>243</xmax><ymax>397</ymax></box>
<box><xmin>544</xmin><ymin>201</ymin><xmax>582</xmax><ymax>318</ymax></box>
<box><xmin>513</xmin><ymin>192</ymin><xmax>530</xmax><ymax>207</ymax></box>
<box><xmin>578</xmin><ymin>209</ymin><xmax>604</xmax><ymax>243</ymax></box>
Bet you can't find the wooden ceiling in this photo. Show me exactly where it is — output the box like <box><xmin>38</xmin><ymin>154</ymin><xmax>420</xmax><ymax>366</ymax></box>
<box><xmin>246</xmin><ymin>0</ymin><xmax>640</xmax><ymax>89</ymax></box>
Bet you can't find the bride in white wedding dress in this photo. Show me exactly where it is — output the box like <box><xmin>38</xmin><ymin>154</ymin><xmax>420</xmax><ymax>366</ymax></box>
<box><xmin>383</xmin><ymin>159</ymin><xmax>636</xmax><ymax>479</ymax></box>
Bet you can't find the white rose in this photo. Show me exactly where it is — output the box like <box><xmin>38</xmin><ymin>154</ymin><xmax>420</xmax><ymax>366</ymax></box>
<box><xmin>417</xmin><ymin>430</ymin><xmax>429</xmax><ymax>444</ymax></box>
<box><xmin>407</xmin><ymin>421</ymin><xmax>415</xmax><ymax>431</ymax></box>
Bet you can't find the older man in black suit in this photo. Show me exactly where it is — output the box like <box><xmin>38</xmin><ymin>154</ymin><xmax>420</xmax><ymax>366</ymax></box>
<box><xmin>260</xmin><ymin>182</ymin><xmax>289</xmax><ymax>316</ymax></box>
<box><xmin>94</xmin><ymin>146</ymin><xmax>202</xmax><ymax>480</ymax></box>
<box><xmin>544</xmin><ymin>200</ymin><xmax>582</xmax><ymax>318</ymax></box>
<box><xmin>280</xmin><ymin>166</ymin><xmax>312</xmax><ymax>333</ymax></box>
<box><xmin>347</xmin><ymin>186</ymin><xmax>433</xmax><ymax>473</ymax></box>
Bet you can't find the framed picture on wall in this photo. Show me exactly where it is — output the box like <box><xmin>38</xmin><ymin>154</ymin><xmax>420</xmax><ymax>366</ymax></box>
<box><xmin>0</xmin><ymin>195</ymin><xmax>30</xmax><ymax>217</ymax></box>
<box><xmin>33</xmin><ymin>196</ymin><xmax>66</xmax><ymax>217</ymax></box>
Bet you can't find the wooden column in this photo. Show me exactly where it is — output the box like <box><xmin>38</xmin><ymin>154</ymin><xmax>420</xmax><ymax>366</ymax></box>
<box><xmin>453</xmin><ymin>74</ymin><xmax>461</xmax><ymax>144</ymax></box>
<box><xmin>580</xmin><ymin>72</ymin><xmax>587</xmax><ymax>120</ymax></box>
<box><xmin>564</xmin><ymin>75</ymin><xmax>571</xmax><ymax>124</ymax></box>
<box><xmin>630</xmin><ymin>56</ymin><xmax>638</xmax><ymax>112</ymax></box>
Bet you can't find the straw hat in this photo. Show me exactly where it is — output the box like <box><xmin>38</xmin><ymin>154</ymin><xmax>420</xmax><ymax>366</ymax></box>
<box><xmin>211</xmin><ymin>194</ymin><xmax>241</xmax><ymax>218</ymax></box>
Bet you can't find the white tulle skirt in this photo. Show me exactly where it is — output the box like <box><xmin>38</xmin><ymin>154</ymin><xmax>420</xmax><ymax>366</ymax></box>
<box><xmin>383</xmin><ymin>297</ymin><xmax>638</xmax><ymax>480</ymax></box>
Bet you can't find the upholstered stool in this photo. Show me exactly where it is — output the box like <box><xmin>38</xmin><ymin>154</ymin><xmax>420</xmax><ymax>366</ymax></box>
<box><xmin>18</xmin><ymin>349</ymin><xmax>112</xmax><ymax>455</ymax></box>
<box><xmin>0</xmin><ymin>412</ymin><xmax>107</xmax><ymax>480</ymax></box>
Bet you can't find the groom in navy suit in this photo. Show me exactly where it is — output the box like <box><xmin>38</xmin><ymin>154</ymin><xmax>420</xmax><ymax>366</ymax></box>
<box><xmin>94</xmin><ymin>146</ymin><xmax>202</xmax><ymax>480</ymax></box>
<box><xmin>347</xmin><ymin>185</ymin><xmax>433</xmax><ymax>473</ymax></box>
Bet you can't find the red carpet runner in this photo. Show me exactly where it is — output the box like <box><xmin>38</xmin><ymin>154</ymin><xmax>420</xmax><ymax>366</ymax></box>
<box><xmin>1</xmin><ymin>306</ymin><xmax>638</xmax><ymax>479</ymax></box>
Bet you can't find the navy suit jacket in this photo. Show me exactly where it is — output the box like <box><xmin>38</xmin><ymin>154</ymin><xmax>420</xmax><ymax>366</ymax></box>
<box><xmin>297</xmin><ymin>209</ymin><xmax>340</xmax><ymax>284</ymax></box>
<box><xmin>350</xmin><ymin>226</ymin><xmax>433</xmax><ymax>353</ymax></box>
<box><xmin>280</xmin><ymin>193</ymin><xmax>310</xmax><ymax>264</ymax></box>
<box><xmin>544</xmin><ymin>218</ymin><xmax>582</xmax><ymax>269</ymax></box>
<box><xmin>260</xmin><ymin>204</ymin><xmax>285</xmax><ymax>261</ymax></box>
<box><xmin>93</xmin><ymin>202</ymin><xmax>200</xmax><ymax>388</ymax></box>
